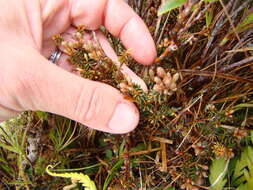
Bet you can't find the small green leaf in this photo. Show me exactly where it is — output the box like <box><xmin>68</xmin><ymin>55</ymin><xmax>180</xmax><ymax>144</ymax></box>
<box><xmin>238</xmin><ymin>12</ymin><xmax>253</xmax><ymax>30</ymax></box>
<box><xmin>0</xmin><ymin>143</ymin><xmax>21</xmax><ymax>154</ymax></box>
<box><xmin>232</xmin><ymin>146</ymin><xmax>253</xmax><ymax>186</ymax></box>
<box><xmin>209</xmin><ymin>157</ymin><xmax>229</xmax><ymax>190</ymax></box>
<box><xmin>205</xmin><ymin>0</ymin><xmax>218</xmax><ymax>2</ymax></box>
<box><xmin>235</xmin><ymin>147</ymin><xmax>253</xmax><ymax>190</ymax></box>
<box><xmin>234</xmin><ymin>102</ymin><xmax>253</xmax><ymax>111</ymax></box>
<box><xmin>204</xmin><ymin>0</ymin><xmax>218</xmax><ymax>26</ymax></box>
<box><xmin>130</xmin><ymin>143</ymin><xmax>146</xmax><ymax>153</ymax></box>
<box><xmin>236</xmin><ymin>178</ymin><xmax>253</xmax><ymax>190</ymax></box>
<box><xmin>205</xmin><ymin>8</ymin><xmax>214</xmax><ymax>26</ymax></box>
<box><xmin>220</xmin><ymin>11</ymin><xmax>253</xmax><ymax>45</ymax></box>
<box><xmin>35</xmin><ymin>111</ymin><xmax>48</xmax><ymax>120</ymax></box>
<box><xmin>103</xmin><ymin>159</ymin><xmax>124</xmax><ymax>190</ymax></box>
<box><xmin>158</xmin><ymin>0</ymin><xmax>187</xmax><ymax>16</ymax></box>
<box><xmin>105</xmin><ymin>149</ymin><xmax>113</xmax><ymax>160</ymax></box>
<box><xmin>251</xmin><ymin>131</ymin><xmax>253</xmax><ymax>144</ymax></box>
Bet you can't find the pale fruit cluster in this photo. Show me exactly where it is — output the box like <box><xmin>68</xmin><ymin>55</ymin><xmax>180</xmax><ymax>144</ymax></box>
<box><xmin>150</xmin><ymin>67</ymin><xmax>179</xmax><ymax>95</ymax></box>
<box><xmin>118</xmin><ymin>75</ymin><xmax>134</xmax><ymax>93</ymax></box>
<box><xmin>59</xmin><ymin>31</ymin><xmax>104</xmax><ymax>62</ymax></box>
<box><xmin>158</xmin><ymin>38</ymin><xmax>170</xmax><ymax>48</ymax></box>
<box><xmin>158</xmin><ymin>38</ymin><xmax>178</xmax><ymax>51</ymax></box>
<box><xmin>118</xmin><ymin>82</ymin><xmax>134</xmax><ymax>93</ymax></box>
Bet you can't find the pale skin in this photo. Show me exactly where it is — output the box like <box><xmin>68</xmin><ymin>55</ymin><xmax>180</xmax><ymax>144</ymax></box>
<box><xmin>0</xmin><ymin>0</ymin><xmax>157</xmax><ymax>134</ymax></box>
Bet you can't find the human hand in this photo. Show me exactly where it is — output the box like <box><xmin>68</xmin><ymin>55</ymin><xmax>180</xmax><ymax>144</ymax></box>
<box><xmin>0</xmin><ymin>0</ymin><xmax>156</xmax><ymax>133</ymax></box>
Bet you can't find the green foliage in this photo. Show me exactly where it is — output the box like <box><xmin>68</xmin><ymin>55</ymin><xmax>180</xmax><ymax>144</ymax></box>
<box><xmin>221</xmin><ymin>10</ymin><xmax>253</xmax><ymax>45</ymax></box>
<box><xmin>232</xmin><ymin>146</ymin><xmax>253</xmax><ymax>187</ymax></box>
<box><xmin>0</xmin><ymin>116</ymin><xmax>31</xmax><ymax>188</ymax></box>
<box><xmin>158</xmin><ymin>0</ymin><xmax>187</xmax><ymax>16</ymax></box>
<box><xmin>103</xmin><ymin>159</ymin><xmax>124</xmax><ymax>190</ymax></box>
<box><xmin>209</xmin><ymin>146</ymin><xmax>253</xmax><ymax>190</ymax></box>
<box><xmin>0</xmin><ymin>150</ymin><xmax>15</xmax><ymax>176</ymax></box>
<box><xmin>209</xmin><ymin>157</ymin><xmax>228</xmax><ymax>190</ymax></box>
<box><xmin>46</xmin><ymin>165</ymin><xmax>97</xmax><ymax>190</ymax></box>
<box><xmin>49</xmin><ymin>118</ymin><xmax>79</xmax><ymax>152</ymax></box>
<box><xmin>129</xmin><ymin>143</ymin><xmax>146</xmax><ymax>153</ymax></box>
<box><xmin>205</xmin><ymin>10</ymin><xmax>213</xmax><ymax>26</ymax></box>
<box><xmin>0</xmin><ymin>121</ymin><xmax>26</xmax><ymax>156</ymax></box>
<box><xmin>236</xmin><ymin>12</ymin><xmax>253</xmax><ymax>32</ymax></box>
<box><xmin>35</xmin><ymin>111</ymin><xmax>48</xmax><ymax>120</ymax></box>
<box><xmin>205</xmin><ymin>0</ymin><xmax>218</xmax><ymax>2</ymax></box>
<box><xmin>205</xmin><ymin>3</ymin><xmax>215</xmax><ymax>27</ymax></box>
<box><xmin>237</xmin><ymin>182</ymin><xmax>253</xmax><ymax>190</ymax></box>
<box><xmin>234</xmin><ymin>101</ymin><xmax>253</xmax><ymax>111</ymax></box>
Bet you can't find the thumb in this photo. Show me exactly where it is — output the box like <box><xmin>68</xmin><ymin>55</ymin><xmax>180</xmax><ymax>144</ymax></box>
<box><xmin>16</xmin><ymin>49</ymin><xmax>139</xmax><ymax>134</ymax></box>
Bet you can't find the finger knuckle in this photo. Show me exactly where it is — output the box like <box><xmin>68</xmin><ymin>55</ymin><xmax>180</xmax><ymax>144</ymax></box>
<box><xmin>75</xmin><ymin>85</ymin><xmax>103</xmax><ymax>123</ymax></box>
<box><xmin>70</xmin><ymin>0</ymin><xmax>106</xmax><ymax>29</ymax></box>
<box><xmin>9</xmin><ymin>70</ymin><xmax>37</xmax><ymax>110</ymax></box>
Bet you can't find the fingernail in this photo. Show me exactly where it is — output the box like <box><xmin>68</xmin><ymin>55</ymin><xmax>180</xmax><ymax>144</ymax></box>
<box><xmin>108</xmin><ymin>102</ymin><xmax>139</xmax><ymax>133</ymax></box>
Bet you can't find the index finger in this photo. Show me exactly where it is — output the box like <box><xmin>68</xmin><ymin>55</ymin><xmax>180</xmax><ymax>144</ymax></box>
<box><xmin>70</xmin><ymin>0</ymin><xmax>157</xmax><ymax>65</ymax></box>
